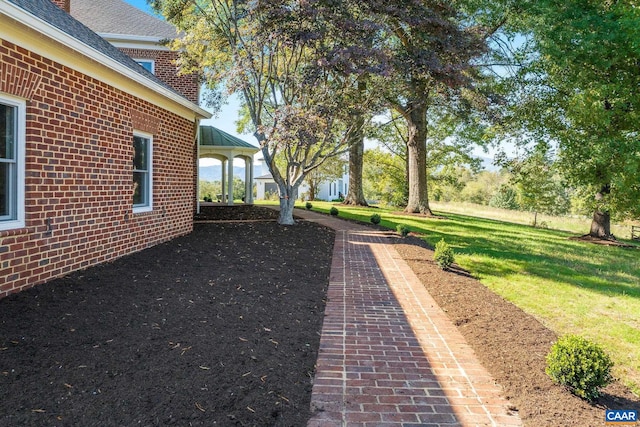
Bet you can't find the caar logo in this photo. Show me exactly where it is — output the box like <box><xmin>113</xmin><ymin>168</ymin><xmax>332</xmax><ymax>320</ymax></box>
<box><xmin>606</xmin><ymin>410</ymin><xmax>638</xmax><ymax>426</ymax></box>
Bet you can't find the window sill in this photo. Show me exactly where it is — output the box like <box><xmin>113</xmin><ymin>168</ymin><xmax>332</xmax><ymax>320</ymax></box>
<box><xmin>132</xmin><ymin>206</ymin><xmax>153</xmax><ymax>215</ymax></box>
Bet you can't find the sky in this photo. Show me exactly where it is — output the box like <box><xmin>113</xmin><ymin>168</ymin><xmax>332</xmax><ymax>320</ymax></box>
<box><xmin>122</xmin><ymin>0</ymin><xmax>494</xmax><ymax>165</ymax></box>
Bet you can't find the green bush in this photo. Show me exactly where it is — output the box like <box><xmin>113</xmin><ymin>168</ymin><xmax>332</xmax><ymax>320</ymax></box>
<box><xmin>305</xmin><ymin>202</ymin><xmax>313</xmax><ymax>210</ymax></box>
<box><xmin>546</xmin><ymin>334</ymin><xmax>613</xmax><ymax>401</ymax></box>
<box><xmin>396</xmin><ymin>224</ymin><xmax>409</xmax><ymax>237</ymax></box>
<box><xmin>434</xmin><ymin>239</ymin><xmax>455</xmax><ymax>270</ymax></box>
<box><xmin>329</xmin><ymin>206</ymin><xmax>339</xmax><ymax>216</ymax></box>
<box><xmin>370</xmin><ymin>213</ymin><xmax>381</xmax><ymax>225</ymax></box>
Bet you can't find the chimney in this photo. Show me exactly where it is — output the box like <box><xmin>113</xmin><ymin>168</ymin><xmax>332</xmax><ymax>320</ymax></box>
<box><xmin>51</xmin><ymin>0</ymin><xmax>70</xmax><ymax>13</ymax></box>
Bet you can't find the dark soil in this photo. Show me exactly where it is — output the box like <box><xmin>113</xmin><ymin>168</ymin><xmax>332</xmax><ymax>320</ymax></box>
<box><xmin>0</xmin><ymin>206</ymin><xmax>333</xmax><ymax>427</ymax></box>
<box><xmin>394</xmin><ymin>236</ymin><xmax>640</xmax><ymax>427</ymax></box>
<box><xmin>1</xmin><ymin>205</ymin><xmax>638</xmax><ymax>427</ymax></box>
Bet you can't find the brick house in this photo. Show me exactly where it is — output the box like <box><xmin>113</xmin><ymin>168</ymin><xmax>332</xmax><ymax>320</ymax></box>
<box><xmin>0</xmin><ymin>0</ymin><xmax>210</xmax><ymax>297</ymax></box>
<box><xmin>68</xmin><ymin>0</ymin><xmax>199</xmax><ymax>104</ymax></box>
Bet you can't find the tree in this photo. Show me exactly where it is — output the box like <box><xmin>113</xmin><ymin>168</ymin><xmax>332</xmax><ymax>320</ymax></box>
<box><xmin>375</xmin><ymin>2</ymin><xmax>487</xmax><ymax>214</ymax></box>
<box><xmin>367</xmin><ymin>103</ymin><xmax>485</xmax><ymax>208</ymax></box>
<box><xmin>489</xmin><ymin>184</ymin><xmax>520</xmax><ymax>210</ymax></box>
<box><xmin>152</xmin><ymin>0</ymin><xmax>375</xmax><ymax>224</ymax></box>
<box><xmin>507</xmin><ymin>1</ymin><xmax>640</xmax><ymax>237</ymax></box>
<box><xmin>363</xmin><ymin>148</ymin><xmax>407</xmax><ymax>207</ymax></box>
<box><xmin>343</xmin><ymin>107</ymin><xmax>368</xmax><ymax>206</ymax></box>
<box><xmin>504</xmin><ymin>144</ymin><xmax>571</xmax><ymax>221</ymax></box>
<box><xmin>199</xmin><ymin>180</ymin><xmax>220</xmax><ymax>201</ymax></box>
<box><xmin>305</xmin><ymin>156</ymin><xmax>347</xmax><ymax>201</ymax></box>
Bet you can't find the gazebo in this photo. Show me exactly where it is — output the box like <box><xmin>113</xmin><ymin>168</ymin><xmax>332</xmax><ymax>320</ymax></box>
<box><xmin>198</xmin><ymin>126</ymin><xmax>259</xmax><ymax>207</ymax></box>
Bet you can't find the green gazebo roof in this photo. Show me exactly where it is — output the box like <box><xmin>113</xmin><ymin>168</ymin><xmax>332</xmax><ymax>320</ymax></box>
<box><xmin>199</xmin><ymin>126</ymin><xmax>257</xmax><ymax>149</ymax></box>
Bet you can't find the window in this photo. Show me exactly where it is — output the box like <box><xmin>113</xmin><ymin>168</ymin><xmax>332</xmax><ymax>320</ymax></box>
<box><xmin>133</xmin><ymin>132</ymin><xmax>152</xmax><ymax>212</ymax></box>
<box><xmin>135</xmin><ymin>60</ymin><xmax>154</xmax><ymax>74</ymax></box>
<box><xmin>0</xmin><ymin>96</ymin><xmax>25</xmax><ymax>231</ymax></box>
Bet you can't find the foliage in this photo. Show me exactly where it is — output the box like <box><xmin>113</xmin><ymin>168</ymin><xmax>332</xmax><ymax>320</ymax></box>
<box><xmin>363</xmin><ymin>148</ymin><xmax>407</xmax><ymax>207</ymax></box>
<box><xmin>152</xmin><ymin>0</ymin><xmax>377</xmax><ymax>224</ymax></box>
<box><xmin>329</xmin><ymin>206</ymin><xmax>339</xmax><ymax>216</ymax></box>
<box><xmin>458</xmin><ymin>170</ymin><xmax>508</xmax><ymax>206</ymax></box>
<box><xmin>498</xmin><ymin>144</ymin><xmax>571</xmax><ymax>216</ymax></box>
<box><xmin>370</xmin><ymin>213</ymin><xmax>381</xmax><ymax>225</ymax></box>
<box><xmin>232</xmin><ymin>177</ymin><xmax>246</xmax><ymax>201</ymax></box>
<box><xmin>366</xmin><ymin>108</ymin><xmax>485</xmax><ymax>210</ymax></box>
<box><xmin>546</xmin><ymin>335</ymin><xmax>613</xmax><ymax>401</ymax></box>
<box><xmin>199</xmin><ymin>180</ymin><xmax>220</xmax><ymax>201</ymax></box>
<box><xmin>488</xmin><ymin>185</ymin><xmax>520</xmax><ymax>210</ymax></box>
<box><xmin>503</xmin><ymin>1</ymin><xmax>640</xmax><ymax>234</ymax></box>
<box><xmin>199</xmin><ymin>178</ymin><xmax>247</xmax><ymax>202</ymax></box>
<box><xmin>305</xmin><ymin>202</ymin><xmax>313</xmax><ymax>210</ymax></box>
<box><xmin>396</xmin><ymin>224</ymin><xmax>409</xmax><ymax>237</ymax></box>
<box><xmin>434</xmin><ymin>239</ymin><xmax>455</xmax><ymax>270</ymax></box>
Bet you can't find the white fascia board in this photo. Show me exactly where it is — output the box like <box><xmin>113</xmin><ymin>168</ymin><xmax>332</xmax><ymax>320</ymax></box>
<box><xmin>0</xmin><ymin>1</ymin><xmax>210</xmax><ymax>120</ymax></box>
<box><xmin>100</xmin><ymin>33</ymin><xmax>173</xmax><ymax>51</ymax></box>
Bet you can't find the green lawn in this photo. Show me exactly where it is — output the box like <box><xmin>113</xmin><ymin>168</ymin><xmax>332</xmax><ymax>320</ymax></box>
<box><xmin>297</xmin><ymin>201</ymin><xmax>640</xmax><ymax>394</ymax></box>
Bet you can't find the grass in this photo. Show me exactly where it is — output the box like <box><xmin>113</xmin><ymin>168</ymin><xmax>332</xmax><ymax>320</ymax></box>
<box><xmin>430</xmin><ymin>201</ymin><xmax>637</xmax><ymax>240</ymax></box>
<box><xmin>296</xmin><ymin>200</ymin><xmax>640</xmax><ymax>395</ymax></box>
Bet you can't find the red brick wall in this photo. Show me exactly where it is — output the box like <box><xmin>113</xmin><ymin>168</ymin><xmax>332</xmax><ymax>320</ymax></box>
<box><xmin>0</xmin><ymin>38</ymin><xmax>198</xmax><ymax>297</ymax></box>
<box><xmin>50</xmin><ymin>0</ymin><xmax>70</xmax><ymax>12</ymax></box>
<box><xmin>120</xmin><ymin>48</ymin><xmax>199</xmax><ymax>104</ymax></box>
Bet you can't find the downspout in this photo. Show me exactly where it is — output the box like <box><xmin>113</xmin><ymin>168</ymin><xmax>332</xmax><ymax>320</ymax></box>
<box><xmin>195</xmin><ymin>118</ymin><xmax>201</xmax><ymax>214</ymax></box>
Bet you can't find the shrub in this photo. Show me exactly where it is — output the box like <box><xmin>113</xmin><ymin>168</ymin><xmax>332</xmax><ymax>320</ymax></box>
<box><xmin>396</xmin><ymin>224</ymin><xmax>409</xmax><ymax>237</ymax></box>
<box><xmin>370</xmin><ymin>213</ymin><xmax>381</xmax><ymax>225</ymax></box>
<box><xmin>329</xmin><ymin>206</ymin><xmax>339</xmax><ymax>216</ymax></box>
<box><xmin>305</xmin><ymin>202</ymin><xmax>313</xmax><ymax>210</ymax></box>
<box><xmin>434</xmin><ymin>239</ymin><xmax>455</xmax><ymax>270</ymax></box>
<box><xmin>546</xmin><ymin>334</ymin><xmax>613</xmax><ymax>401</ymax></box>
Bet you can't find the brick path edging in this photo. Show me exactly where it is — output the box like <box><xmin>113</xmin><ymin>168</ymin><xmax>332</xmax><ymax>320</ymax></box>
<box><xmin>285</xmin><ymin>209</ymin><xmax>521</xmax><ymax>427</ymax></box>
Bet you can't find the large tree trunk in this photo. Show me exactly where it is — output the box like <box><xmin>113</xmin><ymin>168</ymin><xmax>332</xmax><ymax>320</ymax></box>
<box><xmin>590</xmin><ymin>210</ymin><xmax>612</xmax><ymax>238</ymax></box>
<box><xmin>589</xmin><ymin>184</ymin><xmax>612</xmax><ymax>238</ymax></box>
<box><xmin>404</xmin><ymin>99</ymin><xmax>432</xmax><ymax>215</ymax></box>
<box><xmin>277</xmin><ymin>183</ymin><xmax>297</xmax><ymax>225</ymax></box>
<box><xmin>344</xmin><ymin>115</ymin><xmax>368</xmax><ymax>206</ymax></box>
<box><xmin>344</xmin><ymin>79</ymin><xmax>368</xmax><ymax>206</ymax></box>
<box><xmin>260</xmin><ymin>143</ymin><xmax>299</xmax><ymax>225</ymax></box>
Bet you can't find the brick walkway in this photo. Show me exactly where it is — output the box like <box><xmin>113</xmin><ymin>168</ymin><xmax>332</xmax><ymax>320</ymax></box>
<box><xmin>288</xmin><ymin>208</ymin><xmax>522</xmax><ymax>427</ymax></box>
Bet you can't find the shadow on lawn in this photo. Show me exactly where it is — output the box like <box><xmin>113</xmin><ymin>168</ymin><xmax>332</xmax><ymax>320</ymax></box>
<box><xmin>413</xmin><ymin>212</ymin><xmax>640</xmax><ymax>300</ymax></box>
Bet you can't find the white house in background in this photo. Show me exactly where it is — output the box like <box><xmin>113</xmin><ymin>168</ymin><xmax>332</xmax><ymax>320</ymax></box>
<box><xmin>254</xmin><ymin>156</ymin><xmax>349</xmax><ymax>201</ymax></box>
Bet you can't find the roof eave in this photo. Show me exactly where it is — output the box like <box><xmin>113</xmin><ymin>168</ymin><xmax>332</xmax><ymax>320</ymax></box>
<box><xmin>100</xmin><ymin>33</ymin><xmax>174</xmax><ymax>51</ymax></box>
<box><xmin>2</xmin><ymin>1</ymin><xmax>210</xmax><ymax>120</ymax></box>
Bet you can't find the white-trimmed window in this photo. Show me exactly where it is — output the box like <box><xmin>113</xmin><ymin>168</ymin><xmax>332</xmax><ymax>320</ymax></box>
<box><xmin>135</xmin><ymin>60</ymin><xmax>155</xmax><ymax>74</ymax></box>
<box><xmin>0</xmin><ymin>95</ymin><xmax>25</xmax><ymax>231</ymax></box>
<box><xmin>133</xmin><ymin>132</ymin><xmax>153</xmax><ymax>212</ymax></box>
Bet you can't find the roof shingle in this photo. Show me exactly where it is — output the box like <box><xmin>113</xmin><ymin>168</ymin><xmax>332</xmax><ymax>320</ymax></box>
<box><xmin>6</xmin><ymin>0</ymin><xmax>181</xmax><ymax>96</ymax></box>
<box><xmin>70</xmin><ymin>0</ymin><xmax>176</xmax><ymax>39</ymax></box>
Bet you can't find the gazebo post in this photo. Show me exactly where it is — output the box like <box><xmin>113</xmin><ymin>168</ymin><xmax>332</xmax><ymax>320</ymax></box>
<box><xmin>245</xmin><ymin>156</ymin><xmax>253</xmax><ymax>204</ymax></box>
<box><xmin>227</xmin><ymin>157</ymin><xmax>234</xmax><ymax>205</ymax></box>
<box><xmin>221</xmin><ymin>159</ymin><xmax>227</xmax><ymax>203</ymax></box>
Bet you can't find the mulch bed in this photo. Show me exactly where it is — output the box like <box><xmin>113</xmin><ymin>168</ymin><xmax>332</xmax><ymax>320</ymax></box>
<box><xmin>394</xmin><ymin>236</ymin><xmax>640</xmax><ymax>427</ymax></box>
<box><xmin>1</xmin><ymin>205</ymin><xmax>638</xmax><ymax>427</ymax></box>
<box><xmin>0</xmin><ymin>206</ymin><xmax>333</xmax><ymax>426</ymax></box>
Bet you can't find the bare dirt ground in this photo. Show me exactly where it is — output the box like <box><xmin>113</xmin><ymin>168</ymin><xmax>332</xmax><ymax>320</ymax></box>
<box><xmin>0</xmin><ymin>206</ymin><xmax>332</xmax><ymax>426</ymax></box>
<box><xmin>0</xmin><ymin>205</ymin><xmax>638</xmax><ymax>426</ymax></box>
<box><xmin>394</xmin><ymin>236</ymin><xmax>640</xmax><ymax>427</ymax></box>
